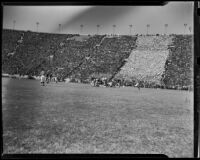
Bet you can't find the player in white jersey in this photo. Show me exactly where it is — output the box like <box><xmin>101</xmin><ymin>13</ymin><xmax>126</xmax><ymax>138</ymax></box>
<box><xmin>40</xmin><ymin>72</ymin><xmax>46</xmax><ymax>86</ymax></box>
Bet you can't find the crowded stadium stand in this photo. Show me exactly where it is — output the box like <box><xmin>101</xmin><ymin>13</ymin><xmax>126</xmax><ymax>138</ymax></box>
<box><xmin>75</xmin><ymin>35</ymin><xmax>137</xmax><ymax>82</ymax></box>
<box><xmin>2</xmin><ymin>29</ymin><xmax>25</xmax><ymax>74</ymax></box>
<box><xmin>2</xmin><ymin>29</ymin><xmax>76</xmax><ymax>76</ymax></box>
<box><xmin>162</xmin><ymin>35</ymin><xmax>193</xmax><ymax>89</ymax></box>
<box><xmin>116</xmin><ymin>35</ymin><xmax>193</xmax><ymax>89</ymax></box>
<box><xmin>116</xmin><ymin>35</ymin><xmax>173</xmax><ymax>87</ymax></box>
<box><xmin>2</xmin><ymin>29</ymin><xmax>193</xmax><ymax>89</ymax></box>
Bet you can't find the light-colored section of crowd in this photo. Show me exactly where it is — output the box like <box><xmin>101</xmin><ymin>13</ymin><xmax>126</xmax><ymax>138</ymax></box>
<box><xmin>117</xmin><ymin>35</ymin><xmax>173</xmax><ymax>84</ymax></box>
<box><xmin>136</xmin><ymin>35</ymin><xmax>173</xmax><ymax>50</ymax></box>
<box><xmin>119</xmin><ymin>50</ymin><xmax>169</xmax><ymax>83</ymax></box>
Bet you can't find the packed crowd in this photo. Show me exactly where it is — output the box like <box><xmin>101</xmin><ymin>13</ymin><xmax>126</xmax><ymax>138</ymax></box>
<box><xmin>136</xmin><ymin>35</ymin><xmax>173</xmax><ymax>50</ymax></box>
<box><xmin>116</xmin><ymin>35</ymin><xmax>193</xmax><ymax>90</ymax></box>
<box><xmin>162</xmin><ymin>35</ymin><xmax>193</xmax><ymax>89</ymax></box>
<box><xmin>2</xmin><ymin>29</ymin><xmax>76</xmax><ymax>76</ymax></box>
<box><xmin>89</xmin><ymin>36</ymin><xmax>137</xmax><ymax>77</ymax></box>
<box><xmin>52</xmin><ymin>34</ymin><xmax>106</xmax><ymax>81</ymax></box>
<box><xmin>2</xmin><ymin>29</ymin><xmax>24</xmax><ymax>74</ymax></box>
<box><xmin>59</xmin><ymin>35</ymin><xmax>137</xmax><ymax>81</ymax></box>
<box><xmin>117</xmin><ymin>36</ymin><xmax>173</xmax><ymax>86</ymax></box>
<box><xmin>2</xmin><ymin>29</ymin><xmax>193</xmax><ymax>90</ymax></box>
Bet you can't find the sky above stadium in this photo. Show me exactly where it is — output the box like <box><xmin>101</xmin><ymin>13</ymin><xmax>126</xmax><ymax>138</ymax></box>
<box><xmin>3</xmin><ymin>2</ymin><xmax>193</xmax><ymax>35</ymax></box>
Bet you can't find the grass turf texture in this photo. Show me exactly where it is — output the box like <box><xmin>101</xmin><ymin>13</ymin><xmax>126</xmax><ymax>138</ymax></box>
<box><xmin>2</xmin><ymin>78</ymin><xmax>193</xmax><ymax>157</ymax></box>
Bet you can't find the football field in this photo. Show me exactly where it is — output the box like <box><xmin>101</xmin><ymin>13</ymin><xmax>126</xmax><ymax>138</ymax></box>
<box><xmin>2</xmin><ymin>78</ymin><xmax>193</xmax><ymax>157</ymax></box>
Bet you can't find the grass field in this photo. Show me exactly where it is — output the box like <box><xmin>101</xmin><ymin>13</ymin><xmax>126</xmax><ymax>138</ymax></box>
<box><xmin>2</xmin><ymin>78</ymin><xmax>193</xmax><ymax>157</ymax></box>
